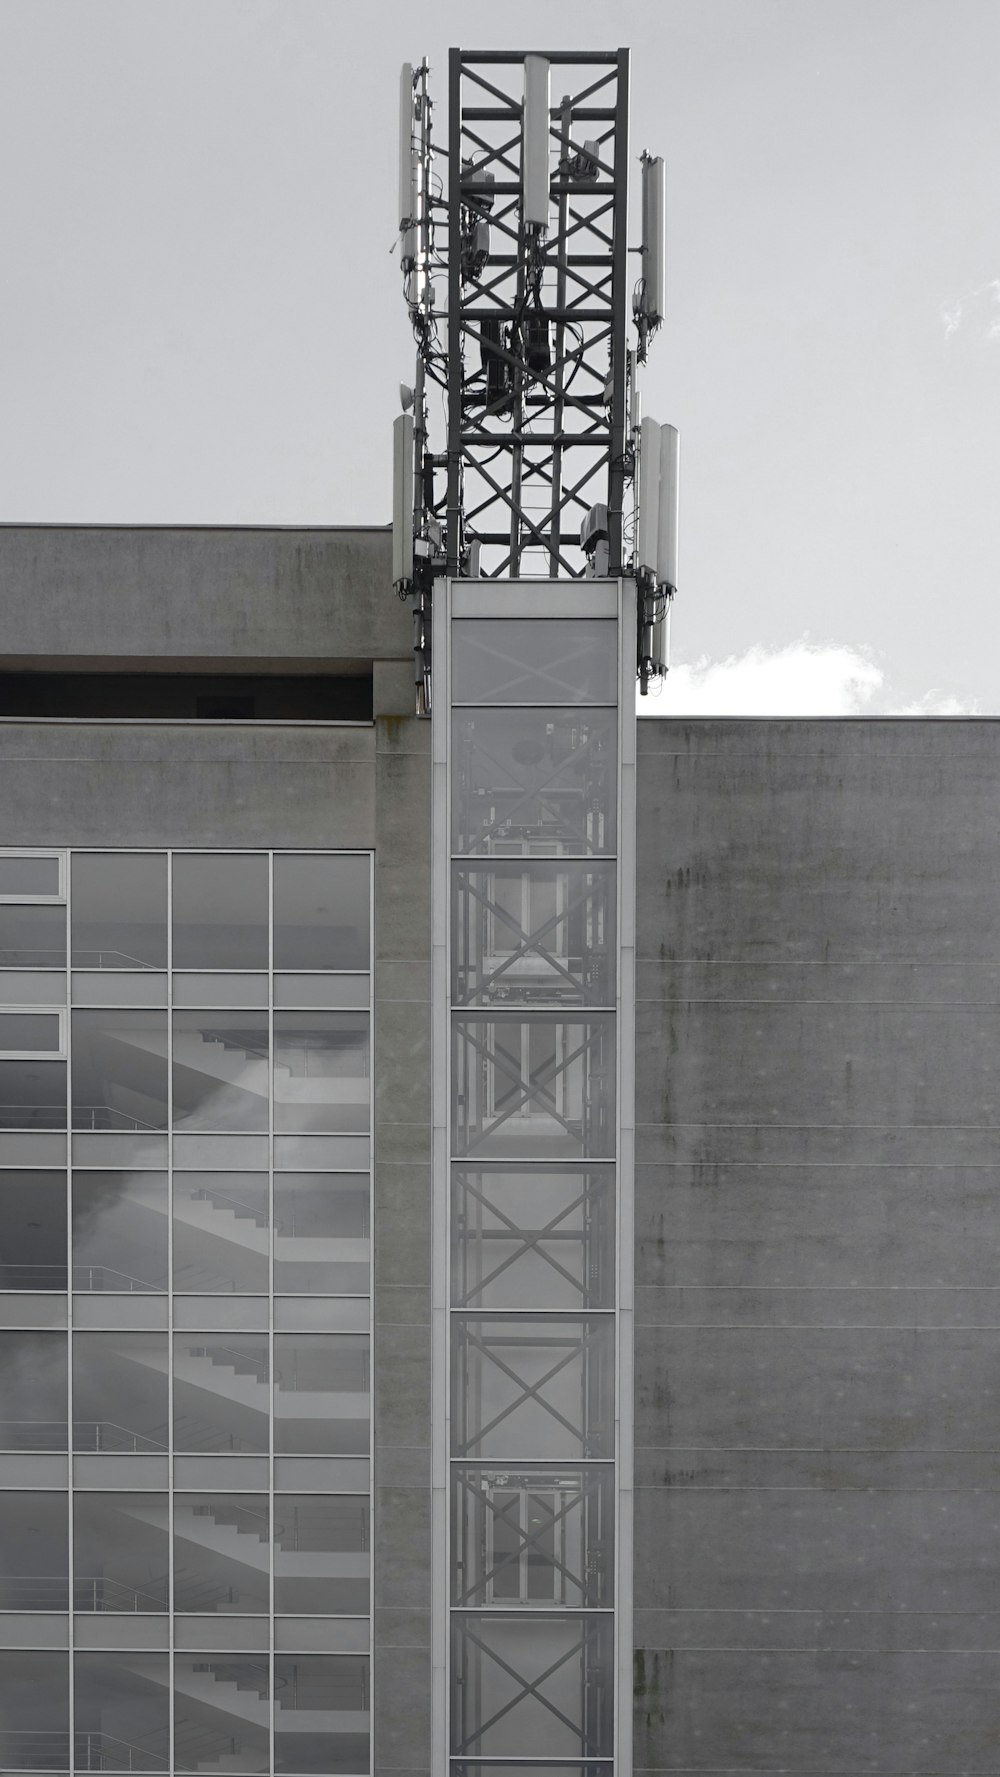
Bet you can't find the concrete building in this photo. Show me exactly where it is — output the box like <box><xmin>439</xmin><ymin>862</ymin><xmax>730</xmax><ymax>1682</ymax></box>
<box><xmin>0</xmin><ymin>524</ymin><xmax>996</xmax><ymax>1777</ymax></box>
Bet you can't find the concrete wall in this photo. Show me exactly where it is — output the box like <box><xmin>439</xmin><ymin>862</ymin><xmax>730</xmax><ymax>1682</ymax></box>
<box><xmin>634</xmin><ymin>718</ymin><xmax>1000</xmax><ymax>1775</ymax></box>
<box><xmin>0</xmin><ymin>524</ymin><xmax>405</xmax><ymax>669</ymax></box>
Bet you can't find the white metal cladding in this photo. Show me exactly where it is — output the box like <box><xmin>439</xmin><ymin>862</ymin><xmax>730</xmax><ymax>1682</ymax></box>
<box><xmin>0</xmin><ymin>847</ymin><xmax>374</xmax><ymax>1777</ymax></box>
<box><xmin>436</xmin><ymin>583</ymin><xmax>634</xmax><ymax>1774</ymax></box>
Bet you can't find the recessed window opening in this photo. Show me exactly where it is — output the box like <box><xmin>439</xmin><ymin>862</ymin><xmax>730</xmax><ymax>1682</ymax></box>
<box><xmin>0</xmin><ymin>671</ymin><xmax>374</xmax><ymax>722</ymax></box>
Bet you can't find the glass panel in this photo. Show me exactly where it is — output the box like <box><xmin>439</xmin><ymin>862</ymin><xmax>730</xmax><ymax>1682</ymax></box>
<box><xmin>273</xmin><ymin>1334</ymin><xmax>369</xmax><ymax>1455</ymax></box>
<box><xmin>173</xmin><ymin>1656</ymin><xmax>270</xmax><ymax>1774</ymax></box>
<box><xmin>452</xmin><ymin>709</ymin><xmax>617</xmax><ymax>857</ymax></box>
<box><xmin>452</xmin><ymin>1015</ymin><xmax>615</xmax><ymax>1159</ymax></box>
<box><xmin>0</xmin><ymin>1492</ymin><xmax>68</xmax><ymax>1610</ymax></box>
<box><xmin>173</xmin><ymin>1336</ymin><xmax>269</xmax><ymax>1454</ymax></box>
<box><xmin>172</xmin><ymin>1173</ymin><xmax>268</xmax><ymax>1295</ymax></box>
<box><xmin>0</xmin><ymin>1060</ymin><xmax>66</xmax><ymax>1131</ymax></box>
<box><xmin>73</xmin><ymin>1334</ymin><xmax>168</xmax><ymax>1454</ymax></box>
<box><xmin>0</xmin><ymin>1331</ymin><xmax>67</xmax><ymax>1450</ymax></box>
<box><xmin>74</xmin><ymin>1652</ymin><xmax>169</xmax><ymax>1772</ymax></box>
<box><xmin>451</xmin><ymin>1166</ymin><xmax>615</xmax><ymax>1310</ymax></box>
<box><xmin>0</xmin><ymin>971</ymin><xmax>65</xmax><ymax>1004</ymax></box>
<box><xmin>450</xmin><ymin>1614</ymin><xmax>613</xmax><ymax>1759</ymax></box>
<box><xmin>71</xmin><ymin>1132</ymin><xmax>165</xmax><ymax>1168</ymax></box>
<box><xmin>172</xmin><ymin>1012</ymin><xmax>268</xmax><ymax>1134</ymax></box>
<box><xmin>274</xmin><ymin>1297</ymin><xmax>367</xmax><ymax>1332</ymax></box>
<box><xmin>0</xmin><ymin>1131</ymin><xmax>66</xmax><ymax>1165</ymax></box>
<box><xmin>274</xmin><ymin>973</ymin><xmax>369</xmax><ymax>1009</ymax></box>
<box><xmin>0</xmin><ymin>1014</ymin><xmax>61</xmax><ymax>1053</ymax></box>
<box><xmin>451</xmin><ymin>1465</ymin><xmax>613</xmax><ymax>1607</ymax></box>
<box><xmin>73</xmin><ymin>1494</ymin><xmax>168</xmax><ymax>1613</ymax></box>
<box><xmin>72</xmin><ymin>1172</ymin><xmax>167</xmax><ymax>1294</ymax></box>
<box><xmin>171</xmin><ymin>1134</ymin><xmax>267</xmax><ymax>1171</ymax></box>
<box><xmin>172</xmin><ymin>855</ymin><xmax>268</xmax><ymax>971</ymax></box>
<box><xmin>273</xmin><ymin>1495</ymin><xmax>369</xmax><ymax>1613</ymax></box>
<box><xmin>71</xmin><ymin>972</ymin><xmax>167</xmax><ymax>1008</ymax></box>
<box><xmin>0</xmin><ymin>1172</ymin><xmax>67</xmax><ymax>1291</ymax></box>
<box><xmin>452</xmin><ymin>1316</ymin><xmax>614</xmax><ymax>1459</ymax></box>
<box><xmin>273</xmin><ymin>1175</ymin><xmax>369</xmax><ymax>1294</ymax></box>
<box><xmin>0</xmin><ymin>1650</ymin><xmax>69</xmax><ymax>1772</ymax></box>
<box><xmin>273</xmin><ymin>855</ymin><xmax>370</xmax><ymax>970</ymax></box>
<box><xmin>173</xmin><ymin>1495</ymin><xmax>269</xmax><ymax>1615</ymax></box>
<box><xmin>0</xmin><ymin>905</ymin><xmax>66</xmax><ymax>969</ymax></box>
<box><xmin>71</xmin><ymin>1011</ymin><xmax>168</xmax><ymax>1133</ymax></box>
<box><xmin>273</xmin><ymin>1013</ymin><xmax>369</xmax><ymax>1134</ymax></box>
<box><xmin>452</xmin><ymin>861</ymin><xmax>616</xmax><ymax>1006</ymax></box>
<box><xmin>70</xmin><ymin>855</ymin><xmax>167</xmax><ymax>971</ymax></box>
<box><xmin>272</xmin><ymin>1654</ymin><xmax>369</xmax><ymax>1775</ymax></box>
<box><xmin>451</xmin><ymin>619</ymin><xmax>617</xmax><ymax>705</ymax></box>
<box><xmin>0</xmin><ymin>857</ymin><xmax>61</xmax><ymax>899</ymax></box>
<box><xmin>171</xmin><ymin>974</ymin><xmax>267</xmax><ymax>1008</ymax></box>
<box><xmin>273</xmin><ymin>1134</ymin><xmax>368</xmax><ymax>1171</ymax></box>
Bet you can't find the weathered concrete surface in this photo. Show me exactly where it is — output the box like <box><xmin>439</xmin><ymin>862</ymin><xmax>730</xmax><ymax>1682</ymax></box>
<box><xmin>0</xmin><ymin>524</ymin><xmax>405</xmax><ymax>668</ymax></box>
<box><xmin>0</xmin><ymin>721</ymin><xmax>378</xmax><ymax>846</ymax></box>
<box><xmin>634</xmin><ymin>719</ymin><xmax>1000</xmax><ymax>1775</ymax></box>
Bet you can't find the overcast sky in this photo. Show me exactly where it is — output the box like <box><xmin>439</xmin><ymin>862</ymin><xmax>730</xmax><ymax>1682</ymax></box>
<box><xmin>0</xmin><ymin>0</ymin><xmax>996</xmax><ymax>713</ymax></box>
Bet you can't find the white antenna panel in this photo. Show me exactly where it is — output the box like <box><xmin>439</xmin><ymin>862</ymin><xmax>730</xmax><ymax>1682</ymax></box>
<box><xmin>636</xmin><ymin>416</ymin><xmax>661</xmax><ymax>576</ymax></box>
<box><xmin>392</xmin><ymin>412</ymin><xmax>414</xmax><ymax>585</ymax></box>
<box><xmin>641</xmin><ymin>154</ymin><xmax>666</xmax><ymax>325</ymax></box>
<box><xmin>398</xmin><ymin>63</ymin><xmax>416</xmax><ymax>230</ymax></box>
<box><xmin>522</xmin><ymin>56</ymin><xmax>551</xmax><ymax>227</ymax></box>
<box><xmin>656</xmin><ymin>423</ymin><xmax>680</xmax><ymax>591</ymax></box>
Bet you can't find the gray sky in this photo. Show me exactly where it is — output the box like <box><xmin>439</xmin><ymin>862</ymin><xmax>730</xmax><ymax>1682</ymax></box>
<box><xmin>0</xmin><ymin>0</ymin><xmax>997</xmax><ymax>712</ymax></box>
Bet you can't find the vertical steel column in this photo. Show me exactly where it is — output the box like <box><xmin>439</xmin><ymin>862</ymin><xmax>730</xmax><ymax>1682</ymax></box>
<box><xmin>608</xmin><ymin>48</ymin><xmax>631</xmax><ymax>575</ymax></box>
<box><xmin>446</xmin><ymin>48</ymin><xmax>465</xmax><ymax>579</ymax></box>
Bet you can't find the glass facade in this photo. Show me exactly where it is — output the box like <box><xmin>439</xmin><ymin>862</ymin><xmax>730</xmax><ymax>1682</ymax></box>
<box><xmin>0</xmin><ymin>849</ymin><xmax>372</xmax><ymax>1776</ymax></box>
<box><xmin>445</xmin><ymin>602</ymin><xmax>621</xmax><ymax>1773</ymax></box>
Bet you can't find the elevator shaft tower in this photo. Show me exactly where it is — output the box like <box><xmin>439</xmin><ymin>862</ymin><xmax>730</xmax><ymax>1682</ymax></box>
<box><xmin>394</xmin><ymin>46</ymin><xmax>673</xmax><ymax>1777</ymax></box>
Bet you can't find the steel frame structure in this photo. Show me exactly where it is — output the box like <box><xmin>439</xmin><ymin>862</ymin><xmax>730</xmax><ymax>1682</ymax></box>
<box><xmin>445</xmin><ymin>49</ymin><xmax>632</xmax><ymax>581</ymax></box>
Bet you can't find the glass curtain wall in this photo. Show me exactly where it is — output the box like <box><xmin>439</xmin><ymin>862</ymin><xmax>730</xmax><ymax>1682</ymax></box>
<box><xmin>0</xmin><ymin>849</ymin><xmax>372</xmax><ymax>1777</ymax></box>
<box><xmin>447</xmin><ymin>601</ymin><xmax>619</xmax><ymax>1772</ymax></box>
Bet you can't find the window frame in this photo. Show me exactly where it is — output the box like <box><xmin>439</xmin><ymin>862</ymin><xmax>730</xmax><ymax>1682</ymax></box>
<box><xmin>0</xmin><ymin>849</ymin><xmax>67</xmax><ymax>905</ymax></box>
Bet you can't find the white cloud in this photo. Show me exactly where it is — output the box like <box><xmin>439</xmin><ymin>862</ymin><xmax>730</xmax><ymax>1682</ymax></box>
<box><xmin>638</xmin><ymin>639</ymin><xmax>980</xmax><ymax>718</ymax></box>
<box><xmin>940</xmin><ymin>279</ymin><xmax>1000</xmax><ymax>342</ymax></box>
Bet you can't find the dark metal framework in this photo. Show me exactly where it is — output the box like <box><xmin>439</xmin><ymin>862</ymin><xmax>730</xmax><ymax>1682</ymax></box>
<box><xmin>446</xmin><ymin>50</ymin><xmax>632</xmax><ymax>580</ymax></box>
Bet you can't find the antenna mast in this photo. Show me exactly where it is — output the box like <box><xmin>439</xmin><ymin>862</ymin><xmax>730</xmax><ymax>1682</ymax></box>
<box><xmin>392</xmin><ymin>47</ymin><xmax>677</xmax><ymax>703</ymax></box>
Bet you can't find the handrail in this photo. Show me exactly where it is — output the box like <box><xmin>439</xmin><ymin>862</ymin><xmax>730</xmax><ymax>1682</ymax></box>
<box><xmin>186</xmin><ymin>1344</ymin><xmax>270</xmax><ymax>1380</ymax></box>
<box><xmin>72</xmin><ymin>1263</ymin><xmax>163</xmax><ymax>1293</ymax></box>
<box><xmin>189</xmin><ymin>1182</ymin><xmax>269</xmax><ymax>1223</ymax></box>
<box><xmin>188</xmin><ymin>1499</ymin><xmax>269</xmax><ymax>1533</ymax></box>
<box><xmin>72</xmin><ymin>1420</ymin><xmax>167</xmax><ymax>1454</ymax></box>
<box><xmin>71</xmin><ymin>949</ymin><xmax>161</xmax><ymax>970</ymax></box>
<box><xmin>72</xmin><ymin>1106</ymin><xmax>164</xmax><ymax>1133</ymax></box>
<box><xmin>74</xmin><ymin>1574</ymin><xmax>168</xmax><ymax>1612</ymax></box>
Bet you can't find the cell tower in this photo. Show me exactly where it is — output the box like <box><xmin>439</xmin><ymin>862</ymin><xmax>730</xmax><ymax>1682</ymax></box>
<box><xmin>393</xmin><ymin>49</ymin><xmax>676</xmax><ymax>1777</ymax></box>
<box><xmin>393</xmin><ymin>48</ymin><xmax>678</xmax><ymax>707</ymax></box>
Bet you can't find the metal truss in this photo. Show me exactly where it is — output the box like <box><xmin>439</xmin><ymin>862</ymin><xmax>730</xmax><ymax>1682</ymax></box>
<box><xmin>452</xmin><ymin>1014</ymin><xmax>615</xmax><ymax>1159</ymax></box>
<box><xmin>451</xmin><ymin>1610</ymin><xmax>614</xmax><ymax>1757</ymax></box>
<box><xmin>452</xmin><ymin>709</ymin><xmax>617</xmax><ymax>857</ymax></box>
<box><xmin>453</xmin><ymin>1315</ymin><xmax>613</xmax><ymax>1459</ymax></box>
<box><xmin>446</xmin><ymin>51</ymin><xmax>631</xmax><ymax>579</ymax></box>
<box><xmin>451</xmin><ymin>862</ymin><xmax>615</xmax><ymax>1007</ymax></box>
<box><xmin>451</xmin><ymin>1166</ymin><xmax>616</xmax><ymax>1310</ymax></box>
